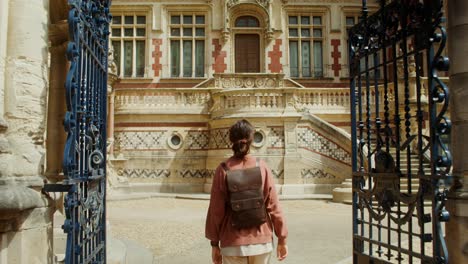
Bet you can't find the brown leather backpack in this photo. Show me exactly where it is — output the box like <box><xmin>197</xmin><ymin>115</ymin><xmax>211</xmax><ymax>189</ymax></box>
<box><xmin>222</xmin><ymin>159</ymin><xmax>267</xmax><ymax>229</ymax></box>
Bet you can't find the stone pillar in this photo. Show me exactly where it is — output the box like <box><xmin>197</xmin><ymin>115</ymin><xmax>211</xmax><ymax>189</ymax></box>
<box><xmin>107</xmin><ymin>90</ymin><xmax>116</xmax><ymax>155</ymax></box>
<box><xmin>281</xmin><ymin>119</ymin><xmax>302</xmax><ymax>195</ymax></box>
<box><xmin>0</xmin><ymin>0</ymin><xmax>9</xmax><ymax>129</ymax></box>
<box><xmin>46</xmin><ymin>20</ymin><xmax>68</xmax><ymax>180</ymax></box>
<box><xmin>446</xmin><ymin>1</ymin><xmax>468</xmax><ymax>263</ymax></box>
<box><xmin>0</xmin><ymin>0</ymin><xmax>53</xmax><ymax>263</ymax></box>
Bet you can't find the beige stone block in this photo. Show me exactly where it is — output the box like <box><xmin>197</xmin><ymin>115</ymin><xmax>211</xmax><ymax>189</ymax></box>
<box><xmin>451</xmin><ymin>122</ymin><xmax>468</xmax><ymax>173</ymax></box>
<box><xmin>449</xmin><ymin>27</ymin><xmax>468</xmax><ymax>75</ymax></box>
<box><xmin>0</xmin><ymin>225</ymin><xmax>53</xmax><ymax>264</ymax></box>
<box><xmin>446</xmin><ymin>200</ymin><xmax>468</xmax><ymax>264</ymax></box>
<box><xmin>18</xmin><ymin>207</ymin><xmax>54</xmax><ymax>231</ymax></box>
<box><xmin>449</xmin><ymin>74</ymin><xmax>468</xmax><ymax>123</ymax></box>
<box><xmin>448</xmin><ymin>0</ymin><xmax>468</xmax><ymax>29</ymax></box>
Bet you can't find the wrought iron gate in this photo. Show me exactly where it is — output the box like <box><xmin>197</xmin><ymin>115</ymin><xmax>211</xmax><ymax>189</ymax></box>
<box><xmin>349</xmin><ymin>0</ymin><xmax>451</xmax><ymax>263</ymax></box>
<box><xmin>62</xmin><ymin>0</ymin><xmax>110</xmax><ymax>263</ymax></box>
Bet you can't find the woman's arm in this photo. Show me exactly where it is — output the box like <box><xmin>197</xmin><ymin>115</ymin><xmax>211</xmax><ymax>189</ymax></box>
<box><xmin>205</xmin><ymin>165</ymin><xmax>227</xmax><ymax>245</ymax></box>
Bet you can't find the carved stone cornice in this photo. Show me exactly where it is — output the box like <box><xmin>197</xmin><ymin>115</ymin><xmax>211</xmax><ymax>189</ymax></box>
<box><xmin>214</xmin><ymin>73</ymin><xmax>285</xmax><ymax>89</ymax></box>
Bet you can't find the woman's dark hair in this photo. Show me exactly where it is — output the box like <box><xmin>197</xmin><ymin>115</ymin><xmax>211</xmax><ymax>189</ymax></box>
<box><xmin>229</xmin><ymin>119</ymin><xmax>254</xmax><ymax>159</ymax></box>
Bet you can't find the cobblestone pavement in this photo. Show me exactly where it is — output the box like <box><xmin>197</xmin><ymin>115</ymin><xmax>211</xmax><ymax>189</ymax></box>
<box><xmin>107</xmin><ymin>198</ymin><xmax>352</xmax><ymax>264</ymax></box>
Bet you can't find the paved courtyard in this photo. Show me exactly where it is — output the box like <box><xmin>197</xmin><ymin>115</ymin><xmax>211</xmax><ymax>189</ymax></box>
<box><xmin>107</xmin><ymin>197</ymin><xmax>353</xmax><ymax>264</ymax></box>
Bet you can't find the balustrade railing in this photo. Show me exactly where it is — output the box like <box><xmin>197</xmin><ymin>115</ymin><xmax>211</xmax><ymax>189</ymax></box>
<box><xmin>114</xmin><ymin>84</ymin><xmax>398</xmax><ymax>117</ymax></box>
<box><xmin>211</xmin><ymin>91</ymin><xmax>285</xmax><ymax>117</ymax></box>
<box><xmin>114</xmin><ymin>89</ymin><xmax>211</xmax><ymax>113</ymax></box>
<box><xmin>294</xmin><ymin>85</ymin><xmax>394</xmax><ymax>114</ymax></box>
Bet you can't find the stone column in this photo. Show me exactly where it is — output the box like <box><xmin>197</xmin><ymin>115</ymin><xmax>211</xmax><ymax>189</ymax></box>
<box><xmin>0</xmin><ymin>0</ymin><xmax>9</xmax><ymax>129</ymax></box>
<box><xmin>107</xmin><ymin>90</ymin><xmax>116</xmax><ymax>155</ymax></box>
<box><xmin>281</xmin><ymin>118</ymin><xmax>302</xmax><ymax>195</ymax></box>
<box><xmin>46</xmin><ymin>20</ymin><xmax>68</xmax><ymax>180</ymax></box>
<box><xmin>0</xmin><ymin>0</ymin><xmax>53</xmax><ymax>263</ymax></box>
<box><xmin>107</xmin><ymin>45</ymin><xmax>118</xmax><ymax>157</ymax></box>
<box><xmin>446</xmin><ymin>1</ymin><xmax>468</xmax><ymax>263</ymax></box>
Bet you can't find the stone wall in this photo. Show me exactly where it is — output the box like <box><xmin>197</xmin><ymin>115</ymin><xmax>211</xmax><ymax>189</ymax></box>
<box><xmin>0</xmin><ymin>0</ymin><xmax>54</xmax><ymax>263</ymax></box>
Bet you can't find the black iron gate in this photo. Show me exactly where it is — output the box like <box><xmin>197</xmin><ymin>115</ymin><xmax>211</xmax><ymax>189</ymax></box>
<box><xmin>61</xmin><ymin>0</ymin><xmax>111</xmax><ymax>263</ymax></box>
<box><xmin>349</xmin><ymin>0</ymin><xmax>451</xmax><ymax>263</ymax></box>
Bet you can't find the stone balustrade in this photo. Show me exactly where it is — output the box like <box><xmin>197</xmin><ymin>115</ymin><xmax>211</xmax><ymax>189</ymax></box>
<box><xmin>114</xmin><ymin>89</ymin><xmax>211</xmax><ymax>114</ymax></box>
<box><xmin>294</xmin><ymin>85</ymin><xmax>395</xmax><ymax>114</ymax></box>
<box><xmin>211</xmin><ymin>90</ymin><xmax>286</xmax><ymax>118</ymax></box>
<box><xmin>114</xmin><ymin>77</ymin><xmax>398</xmax><ymax>117</ymax></box>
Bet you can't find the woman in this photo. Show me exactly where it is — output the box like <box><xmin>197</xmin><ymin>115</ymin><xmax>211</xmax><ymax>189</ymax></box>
<box><xmin>205</xmin><ymin>119</ymin><xmax>288</xmax><ymax>264</ymax></box>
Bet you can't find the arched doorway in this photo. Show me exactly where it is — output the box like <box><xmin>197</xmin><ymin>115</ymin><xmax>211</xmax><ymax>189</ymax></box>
<box><xmin>234</xmin><ymin>16</ymin><xmax>260</xmax><ymax>73</ymax></box>
<box><xmin>235</xmin><ymin>33</ymin><xmax>259</xmax><ymax>73</ymax></box>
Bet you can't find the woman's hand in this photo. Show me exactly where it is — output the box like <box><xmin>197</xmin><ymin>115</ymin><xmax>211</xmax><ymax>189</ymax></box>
<box><xmin>277</xmin><ymin>243</ymin><xmax>288</xmax><ymax>261</ymax></box>
<box><xmin>212</xmin><ymin>246</ymin><xmax>222</xmax><ymax>264</ymax></box>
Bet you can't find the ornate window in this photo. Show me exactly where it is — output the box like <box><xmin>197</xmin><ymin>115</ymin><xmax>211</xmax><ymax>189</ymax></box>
<box><xmin>288</xmin><ymin>15</ymin><xmax>324</xmax><ymax>78</ymax></box>
<box><xmin>345</xmin><ymin>15</ymin><xmax>359</xmax><ymax>32</ymax></box>
<box><xmin>343</xmin><ymin>14</ymin><xmax>360</xmax><ymax>77</ymax></box>
<box><xmin>170</xmin><ymin>14</ymin><xmax>206</xmax><ymax>77</ymax></box>
<box><xmin>111</xmin><ymin>13</ymin><xmax>147</xmax><ymax>77</ymax></box>
<box><xmin>235</xmin><ymin>16</ymin><xmax>260</xmax><ymax>27</ymax></box>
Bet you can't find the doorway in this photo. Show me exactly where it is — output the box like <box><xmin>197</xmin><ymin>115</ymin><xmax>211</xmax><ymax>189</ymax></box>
<box><xmin>235</xmin><ymin>34</ymin><xmax>260</xmax><ymax>73</ymax></box>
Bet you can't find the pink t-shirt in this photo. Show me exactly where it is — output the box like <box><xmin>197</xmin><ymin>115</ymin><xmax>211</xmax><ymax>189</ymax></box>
<box><xmin>205</xmin><ymin>155</ymin><xmax>288</xmax><ymax>248</ymax></box>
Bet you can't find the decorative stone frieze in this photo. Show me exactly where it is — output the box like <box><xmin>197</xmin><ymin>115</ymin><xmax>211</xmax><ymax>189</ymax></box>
<box><xmin>209</xmin><ymin>128</ymin><xmax>230</xmax><ymax>149</ymax></box>
<box><xmin>267</xmin><ymin>127</ymin><xmax>285</xmax><ymax>148</ymax></box>
<box><xmin>297</xmin><ymin>126</ymin><xmax>351</xmax><ymax>165</ymax></box>
<box><xmin>121</xmin><ymin>168</ymin><xmax>171</xmax><ymax>179</ymax></box>
<box><xmin>214</xmin><ymin>73</ymin><xmax>284</xmax><ymax>89</ymax></box>
<box><xmin>271</xmin><ymin>169</ymin><xmax>284</xmax><ymax>179</ymax></box>
<box><xmin>185</xmin><ymin>130</ymin><xmax>210</xmax><ymax>150</ymax></box>
<box><xmin>178</xmin><ymin>169</ymin><xmax>210</xmax><ymax>178</ymax></box>
<box><xmin>302</xmin><ymin>168</ymin><xmax>336</xmax><ymax>181</ymax></box>
<box><xmin>115</xmin><ymin>131</ymin><xmax>167</xmax><ymax>150</ymax></box>
<box><xmin>206</xmin><ymin>170</ymin><xmax>216</xmax><ymax>178</ymax></box>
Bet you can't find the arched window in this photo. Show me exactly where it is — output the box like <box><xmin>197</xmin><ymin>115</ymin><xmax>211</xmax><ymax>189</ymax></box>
<box><xmin>235</xmin><ymin>16</ymin><xmax>260</xmax><ymax>27</ymax></box>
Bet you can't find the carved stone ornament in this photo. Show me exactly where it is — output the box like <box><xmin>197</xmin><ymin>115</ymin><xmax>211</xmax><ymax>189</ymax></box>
<box><xmin>227</xmin><ymin>0</ymin><xmax>238</xmax><ymax>8</ymax></box>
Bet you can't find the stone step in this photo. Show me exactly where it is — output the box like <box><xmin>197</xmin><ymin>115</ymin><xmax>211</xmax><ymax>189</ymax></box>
<box><xmin>332</xmin><ymin>187</ymin><xmax>352</xmax><ymax>203</ymax></box>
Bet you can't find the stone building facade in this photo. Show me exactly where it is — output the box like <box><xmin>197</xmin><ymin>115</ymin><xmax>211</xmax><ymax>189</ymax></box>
<box><xmin>108</xmin><ymin>0</ymin><xmax>378</xmax><ymax>195</ymax></box>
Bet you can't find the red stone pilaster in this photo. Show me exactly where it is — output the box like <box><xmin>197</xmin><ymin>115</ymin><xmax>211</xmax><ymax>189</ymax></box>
<box><xmin>331</xmin><ymin>39</ymin><xmax>342</xmax><ymax>77</ymax></box>
<box><xmin>152</xmin><ymin>39</ymin><xmax>162</xmax><ymax>77</ymax></box>
<box><xmin>268</xmin><ymin>39</ymin><xmax>283</xmax><ymax>73</ymax></box>
<box><xmin>212</xmin><ymin>39</ymin><xmax>227</xmax><ymax>73</ymax></box>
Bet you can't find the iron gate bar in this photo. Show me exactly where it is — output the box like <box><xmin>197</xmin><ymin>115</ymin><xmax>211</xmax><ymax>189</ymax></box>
<box><xmin>60</xmin><ymin>0</ymin><xmax>112</xmax><ymax>263</ymax></box>
<box><xmin>349</xmin><ymin>0</ymin><xmax>451</xmax><ymax>263</ymax></box>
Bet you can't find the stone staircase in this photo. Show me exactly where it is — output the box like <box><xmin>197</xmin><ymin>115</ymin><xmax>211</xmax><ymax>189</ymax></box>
<box><xmin>333</xmin><ymin>134</ymin><xmax>432</xmax><ymax>203</ymax></box>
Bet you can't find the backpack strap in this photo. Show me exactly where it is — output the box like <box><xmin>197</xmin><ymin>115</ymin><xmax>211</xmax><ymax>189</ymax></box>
<box><xmin>221</xmin><ymin>162</ymin><xmax>230</xmax><ymax>172</ymax></box>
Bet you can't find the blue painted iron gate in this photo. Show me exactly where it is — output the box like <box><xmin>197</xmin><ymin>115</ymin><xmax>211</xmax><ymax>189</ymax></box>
<box><xmin>62</xmin><ymin>0</ymin><xmax>111</xmax><ymax>263</ymax></box>
<box><xmin>349</xmin><ymin>0</ymin><xmax>451</xmax><ymax>263</ymax></box>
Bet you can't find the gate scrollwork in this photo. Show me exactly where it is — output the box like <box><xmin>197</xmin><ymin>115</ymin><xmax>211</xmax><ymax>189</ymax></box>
<box><xmin>349</xmin><ymin>1</ymin><xmax>451</xmax><ymax>263</ymax></box>
<box><xmin>62</xmin><ymin>0</ymin><xmax>111</xmax><ymax>263</ymax></box>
